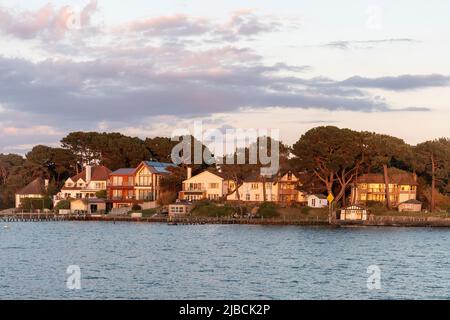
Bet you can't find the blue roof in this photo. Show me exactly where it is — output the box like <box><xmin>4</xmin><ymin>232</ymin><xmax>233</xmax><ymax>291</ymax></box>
<box><xmin>111</xmin><ymin>168</ymin><xmax>135</xmax><ymax>175</ymax></box>
<box><xmin>145</xmin><ymin>161</ymin><xmax>176</xmax><ymax>174</ymax></box>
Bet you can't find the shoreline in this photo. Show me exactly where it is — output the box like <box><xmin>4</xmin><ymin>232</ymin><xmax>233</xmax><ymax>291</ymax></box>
<box><xmin>2</xmin><ymin>213</ymin><xmax>450</xmax><ymax>228</ymax></box>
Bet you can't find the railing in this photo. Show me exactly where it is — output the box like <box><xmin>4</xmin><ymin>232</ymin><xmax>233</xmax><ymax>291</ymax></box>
<box><xmin>108</xmin><ymin>183</ymin><xmax>135</xmax><ymax>187</ymax></box>
<box><xmin>110</xmin><ymin>196</ymin><xmax>136</xmax><ymax>200</ymax></box>
<box><xmin>135</xmin><ymin>185</ymin><xmax>154</xmax><ymax>188</ymax></box>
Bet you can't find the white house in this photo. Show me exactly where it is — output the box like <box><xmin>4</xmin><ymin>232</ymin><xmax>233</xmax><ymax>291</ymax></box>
<box><xmin>227</xmin><ymin>176</ymin><xmax>278</xmax><ymax>202</ymax></box>
<box><xmin>56</xmin><ymin>165</ymin><xmax>111</xmax><ymax>202</ymax></box>
<box><xmin>307</xmin><ymin>194</ymin><xmax>328</xmax><ymax>208</ymax></box>
<box><xmin>339</xmin><ymin>205</ymin><xmax>368</xmax><ymax>221</ymax></box>
<box><xmin>179</xmin><ymin>169</ymin><xmax>228</xmax><ymax>201</ymax></box>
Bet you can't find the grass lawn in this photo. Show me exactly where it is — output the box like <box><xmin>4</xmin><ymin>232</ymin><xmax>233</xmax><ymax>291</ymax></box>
<box><xmin>277</xmin><ymin>207</ymin><xmax>329</xmax><ymax>219</ymax></box>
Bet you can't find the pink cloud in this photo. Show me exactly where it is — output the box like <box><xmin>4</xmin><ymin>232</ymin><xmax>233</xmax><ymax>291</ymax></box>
<box><xmin>0</xmin><ymin>0</ymin><xmax>98</xmax><ymax>40</ymax></box>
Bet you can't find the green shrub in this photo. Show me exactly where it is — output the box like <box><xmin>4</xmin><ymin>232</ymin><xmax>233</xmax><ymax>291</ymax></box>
<box><xmin>54</xmin><ymin>199</ymin><xmax>70</xmax><ymax>211</ymax></box>
<box><xmin>191</xmin><ymin>201</ymin><xmax>234</xmax><ymax>217</ymax></box>
<box><xmin>141</xmin><ymin>208</ymin><xmax>157</xmax><ymax>217</ymax></box>
<box><xmin>95</xmin><ymin>190</ymin><xmax>107</xmax><ymax>199</ymax></box>
<box><xmin>257</xmin><ymin>202</ymin><xmax>280</xmax><ymax>218</ymax></box>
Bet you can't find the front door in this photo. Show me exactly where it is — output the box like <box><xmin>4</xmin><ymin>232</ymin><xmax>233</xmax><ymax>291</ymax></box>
<box><xmin>90</xmin><ymin>204</ymin><xmax>98</xmax><ymax>213</ymax></box>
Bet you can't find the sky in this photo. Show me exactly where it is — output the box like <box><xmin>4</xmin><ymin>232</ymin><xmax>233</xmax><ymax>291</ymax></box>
<box><xmin>0</xmin><ymin>0</ymin><xmax>449</xmax><ymax>154</ymax></box>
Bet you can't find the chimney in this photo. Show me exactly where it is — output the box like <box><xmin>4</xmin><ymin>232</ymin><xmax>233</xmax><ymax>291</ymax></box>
<box><xmin>413</xmin><ymin>172</ymin><xmax>418</xmax><ymax>183</ymax></box>
<box><xmin>86</xmin><ymin>165</ymin><xmax>92</xmax><ymax>183</ymax></box>
<box><xmin>187</xmin><ymin>167</ymin><xmax>192</xmax><ymax>179</ymax></box>
<box><xmin>44</xmin><ymin>179</ymin><xmax>49</xmax><ymax>190</ymax></box>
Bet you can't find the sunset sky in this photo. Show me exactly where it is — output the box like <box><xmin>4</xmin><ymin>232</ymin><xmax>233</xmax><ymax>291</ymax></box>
<box><xmin>1</xmin><ymin>0</ymin><xmax>449</xmax><ymax>154</ymax></box>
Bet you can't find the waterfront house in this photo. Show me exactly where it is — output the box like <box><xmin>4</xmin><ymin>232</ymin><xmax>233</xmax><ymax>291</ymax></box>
<box><xmin>398</xmin><ymin>199</ymin><xmax>423</xmax><ymax>212</ymax></box>
<box><xmin>70</xmin><ymin>198</ymin><xmax>106</xmax><ymax>214</ymax></box>
<box><xmin>179</xmin><ymin>169</ymin><xmax>307</xmax><ymax>204</ymax></box>
<box><xmin>227</xmin><ymin>174</ymin><xmax>278</xmax><ymax>202</ymax></box>
<box><xmin>351</xmin><ymin>170</ymin><xmax>418</xmax><ymax>207</ymax></box>
<box><xmin>276</xmin><ymin>171</ymin><xmax>307</xmax><ymax>203</ymax></box>
<box><xmin>15</xmin><ymin>177</ymin><xmax>48</xmax><ymax>208</ymax></box>
<box><xmin>108</xmin><ymin>161</ymin><xmax>176</xmax><ymax>209</ymax></box>
<box><xmin>108</xmin><ymin>168</ymin><xmax>136</xmax><ymax>208</ymax></box>
<box><xmin>338</xmin><ymin>204</ymin><xmax>368</xmax><ymax>221</ymax></box>
<box><xmin>227</xmin><ymin>171</ymin><xmax>306</xmax><ymax>203</ymax></box>
<box><xmin>169</xmin><ymin>201</ymin><xmax>194</xmax><ymax>217</ymax></box>
<box><xmin>179</xmin><ymin>169</ymin><xmax>228</xmax><ymax>201</ymax></box>
<box><xmin>307</xmin><ymin>194</ymin><xmax>328</xmax><ymax>208</ymax></box>
<box><xmin>57</xmin><ymin>165</ymin><xmax>111</xmax><ymax>201</ymax></box>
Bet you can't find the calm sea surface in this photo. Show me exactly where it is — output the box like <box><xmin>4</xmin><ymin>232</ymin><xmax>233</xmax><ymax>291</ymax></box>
<box><xmin>1</xmin><ymin>222</ymin><xmax>450</xmax><ymax>299</ymax></box>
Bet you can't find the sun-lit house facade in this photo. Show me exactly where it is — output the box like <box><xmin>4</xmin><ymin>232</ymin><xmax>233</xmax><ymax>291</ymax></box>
<box><xmin>179</xmin><ymin>169</ymin><xmax>229</xmax><ymax>201</ymax></box>
<box><xmin>227</xmin><ymin>171</ymin><xmax>306</xmax><ymax>203</ymax></box>
<box><xmin>277</xmin><ymin>172</ymin><xmax>307</xmax><ymax>203</ymax></box>
<box><xmin>57</xmin><ymin>165</ymin><xmax>111</xmax><ymax>201</ymax></box>
<box><xmin>351</xmin><ymin>171</ymin><xmax>418</xmax><ymax>207</ymax></box>
<box><xmin>108</xmin><ymin>161</ymin><xmax>175</xmax><ymax>208</ymax></box>
<box><xmin>227</xmin><ymin>176</ymin><xmax>278</xmax><ymax>202</ymax></box>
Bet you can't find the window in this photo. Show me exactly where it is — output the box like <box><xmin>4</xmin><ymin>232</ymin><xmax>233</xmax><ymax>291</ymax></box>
<box><xmin>209</xmin><ymin>183</ymin><xmax>219</xmax><ymax>189</ymax></box>
<box><xmin>246</xmin><ymin>194</ymin><xmax>250</xmax><ymax>201</ymax></box>
<box><xmin>139</xmin><ymin>190</ymin><xmax>152</xmax><ymax>201</ymax></box>
<box><xmin>312</xmin><ymin>199</ymin><xmax>316</xmax><ymax>207</ymax></box>
<box><xmin>95</xmin><ymin>182</ymin><xmax>104</xmax><ymax>189</ymax></box>
<box><xmin>287</xmin><ymin>173</ymin><xmax>292</xmax><ymax>180</ymax></box>
<box><xmin>255</xmin><ymin>194</ymin><xmax>260</xmax><ymax>201</ymax></box>
<box><xmin>251</xmin><ymin>183</ymin><xmax>259</xmax><ymax>190</ymax></box>
<box><xmin>113</xmin><ymin>176</ymin><xmax>123</xmax><ymax>186</ymax></box>
<box><xmin>113</xmin><ymin>190</ymin><xmax>123</xmax><ymax>199</ymax></box>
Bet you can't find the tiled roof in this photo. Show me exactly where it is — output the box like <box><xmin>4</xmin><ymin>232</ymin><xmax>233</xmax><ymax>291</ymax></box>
<box><xmin>356</xmin><ymin>171</ymin><xmax>418</xmax><ymax>186</ymax></box>
<box><xmin>111</xmin><ymin>168</ymin><xmax>135</xmax><ymax>175</ymax></box>
<box><xmin>16</xmin><ymin>178</ymin><xmax>46</xmax><ymax>195</ymax></box>
<box><xmin>70</xmin><ymin>166</ymin><xmax>112</xmax><ymax>181</ymax></box>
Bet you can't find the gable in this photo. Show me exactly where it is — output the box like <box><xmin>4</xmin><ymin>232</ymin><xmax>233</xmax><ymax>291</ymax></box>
<box><xmin>184</xmin><ymin>171</ymin><xmax>223</xmax><ymax>184</ymax></box>
<box><xmin>279</xmin><ymin>172</ymin><xmax>299</xmax><ymax>182</ymax></box>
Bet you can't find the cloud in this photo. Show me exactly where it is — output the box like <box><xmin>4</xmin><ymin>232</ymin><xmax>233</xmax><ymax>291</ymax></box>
<box><xmin>114</xmin><ymin>9</ymin><xmax>281</xmax><ymax>42</ymax></box>
<box><xmin>0</xmin><ymin>52</ymin><xmax>432</xmax><ymax>134</ymax></box>
<box><xmin>0</xmin><ymin>1</ymin><xmax>98</xmax><ymax>40</ymax></box>
<box><xmin>120</xmin><ymin>14</ymin><xmax>210</xmax><ymax>37</ymax></box>
<box><xmin>321</xmin><ymin>38</ymin><xmax>418</xmax><ymax>50</ymax></box>
<box><xmin>0</xmin><ymin>4</ymin><xmax>441</xmax><ymax>154</ymax></box>
<box><xmin>339</xmin><ymin>74</ymin><xmax>450</xmax><ymax>90</ymax></box>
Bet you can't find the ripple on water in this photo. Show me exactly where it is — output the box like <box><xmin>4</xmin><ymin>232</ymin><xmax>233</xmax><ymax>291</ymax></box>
<box><xmin>1</xmin><ymin>223</ymin><xmax>450</xmax><ymax>299</ymax></box>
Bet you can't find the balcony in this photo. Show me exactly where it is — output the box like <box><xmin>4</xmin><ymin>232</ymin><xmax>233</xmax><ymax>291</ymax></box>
<box><xmin>135</xmin><ymin>183</ymin><xmax>154</xmax><ymax>187</ymax></box>
<box><xmin>108</xmin><ymin>183</ymin><xmax>135</xmax><ymax>188</ymax></box>
<box><xmin>182</xmin><ymin>188</ymin><xmax>206</xmax><ymax>192</ymax></box>
<box><xmin>111</xmin><ymin>196</ymin><xmax>136</xmax><ymax>201</ymax></box>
